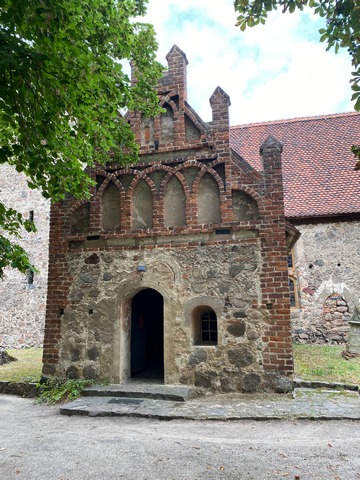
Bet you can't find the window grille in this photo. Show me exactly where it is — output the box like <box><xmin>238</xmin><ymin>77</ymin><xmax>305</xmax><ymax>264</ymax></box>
<box><xmin>192</xmin><ymin>307</ymin><xmax>218</xmax><ymax>346</ymax></box>
<box><xmin>201</xmin><ymin>311</ymin><xmax>218</xmax><ymax>344</ymax></box>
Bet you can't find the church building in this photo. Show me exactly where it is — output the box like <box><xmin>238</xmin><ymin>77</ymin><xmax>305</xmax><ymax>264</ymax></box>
<box><xmin>42</xmin><ymin>46</ymin><xmax>296</xmax><ymax>392</ymax></box>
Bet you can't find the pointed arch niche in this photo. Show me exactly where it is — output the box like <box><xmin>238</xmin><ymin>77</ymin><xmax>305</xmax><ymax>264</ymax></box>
<box><xmin>140</xmin><ymin>116</ymin><xmax>154</xmax><ymax>147</ymax></box>
<box><xmin>132</xmin><ymin>180</ymin><xmax>153</xmax><ymax>229</ymax></box>
<box><xmin>164</xmin><ymin>176</ymin><xmax>186</xmax><ymax>227</ymax></box>
<box><xmin>232</xmin><ymin>190</ymin><xmax>259</xmax><ymax>222</ymax></box>
<box><xmin>160</xmin><ymin>104</ymin><xmax>174</xmax><ymax>144</ymax></box>
<box><xmin>197</xmin><ymin>173</ymin><xmax>221</xmax><ymax>224</ymax></box>
<box><xmin>102</xmin><ymin>183</ymin><xmax>121</xmax><ymax>231</ymax></box>
<box><xmin>185</xmin><ymin>114</ymin><xmax>200</xmax><ymax>141</ymax></box>
<box><xmin>70</xmin><ymin>203</ymin><xmax>90</xmax><ymax>234</ymax></box>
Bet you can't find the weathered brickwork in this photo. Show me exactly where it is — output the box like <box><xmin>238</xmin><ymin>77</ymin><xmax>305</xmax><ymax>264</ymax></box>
<box><xmin>291</xmin><ymin>220</ymin><xmax>360</xmax><ymax>344</ymax></box>
<box><xmin>43</xmin><ymin>46</ymin><xmax>294</xmax><ymax>392</ymax></box>
<box><xmin>0</xmin><ymin>165</ymin><xmax>50</xmax><ymax>347</ymax></box>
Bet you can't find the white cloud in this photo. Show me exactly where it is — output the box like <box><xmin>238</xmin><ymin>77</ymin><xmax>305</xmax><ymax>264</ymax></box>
<box><xmin>143</xmin><ymin>0</ymin><xmax>353</xmax><ymax>125</ymax></box>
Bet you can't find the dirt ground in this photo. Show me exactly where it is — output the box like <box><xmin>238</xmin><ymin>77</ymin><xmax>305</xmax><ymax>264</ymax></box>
<box><xmin>1</xmin><ymin>395</ymin><xmax>360</xmax><ymax>480</ymax></box>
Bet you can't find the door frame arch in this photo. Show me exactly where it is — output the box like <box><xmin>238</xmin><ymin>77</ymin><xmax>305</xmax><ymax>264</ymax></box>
<box><xmin>116</xmin><ymin>280</ymin><xmax>171</xmax><ymax>384</ymax></box>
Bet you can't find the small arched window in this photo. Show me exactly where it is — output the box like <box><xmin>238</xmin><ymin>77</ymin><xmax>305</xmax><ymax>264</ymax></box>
<box><xmin>289</xmin><ymin>277</ymin><xmax>298</xmax><ymax>307</ymax></box>
<box><xmin>140</xmin><ymin>116</ymin><xmax>154</xmax><ymax>147</ymax></box>
<box><xmin>192</xmin><ymin>307</ymin><xmax>218</xmax><ymax>346</ymax></box>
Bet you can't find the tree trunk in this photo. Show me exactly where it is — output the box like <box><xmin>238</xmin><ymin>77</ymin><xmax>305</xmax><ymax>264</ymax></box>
<box><xmin>0</xmin><ymin>348</ymin><xmax>17</xmax><ymax>365</ymax></box>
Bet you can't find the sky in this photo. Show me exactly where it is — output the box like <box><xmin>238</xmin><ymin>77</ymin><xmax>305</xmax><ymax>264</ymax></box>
<box><xmin>142</xmin><ymin>0</ymin><xmax>354</xmax><ymax>126</ymax></box>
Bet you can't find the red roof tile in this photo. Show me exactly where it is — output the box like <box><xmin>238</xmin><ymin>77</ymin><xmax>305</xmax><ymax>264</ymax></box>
<box><xmin>230</xmin><ymin>112</ymin><xmax>360</xmax><ymax>219</ymax></box>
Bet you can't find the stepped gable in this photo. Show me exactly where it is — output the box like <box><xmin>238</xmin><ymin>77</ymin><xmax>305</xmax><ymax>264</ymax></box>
<box><xmin>129</xmin><ymin>44</ymin><xmax>231</xmax><ymax>165</ymax></box>
<box><xmin>230</xmin><ymin>112</ymin><xmax>360</xmax><ymax>219</ymax></box>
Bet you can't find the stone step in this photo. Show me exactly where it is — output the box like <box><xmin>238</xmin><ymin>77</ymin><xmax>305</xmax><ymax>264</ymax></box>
<box><xmin>294</xmin><ymin>378</ymin><xmax>358</xmax><ymax>392</ymax></box>
<box><xmin>82</xmin><ymin>383</ymin><xmax>193</xmax><ymax>402</ymax></box>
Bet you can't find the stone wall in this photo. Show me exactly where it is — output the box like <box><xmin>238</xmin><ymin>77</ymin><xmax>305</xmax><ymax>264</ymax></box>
<box><xmin>57</xmin><ymin>244</ymin><xmax>272</xmax><ymax>392</ymax></box>
<box><xmin>0</xmin><ymin>165</ymin><xmax>50</xmax><ymax>347</ymax></box>
<box><xmin>291</xmin><ymin>219</ymin><xmax>360</xmax><ymax>344</ymax></box>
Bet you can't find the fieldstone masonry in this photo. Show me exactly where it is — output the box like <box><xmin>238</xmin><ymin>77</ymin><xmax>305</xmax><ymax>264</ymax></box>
<box><xmin>42</xmin><ymin>46</ymin><xmax>295</xmax><ymax>393</ymax></box>
<box><xmin>0</xmin><ymin>165</ymin><xmax>50</xmax><ymax>348</ymax></box>
<box><xmin>291</xmin><ymin>221</ymin><xmax>360</xmax><ymax>344</ymax></box>
<box><xmin>61</xmin><ymin>244</ymin><xmax>266</xmax><ymax>391</ymax></box>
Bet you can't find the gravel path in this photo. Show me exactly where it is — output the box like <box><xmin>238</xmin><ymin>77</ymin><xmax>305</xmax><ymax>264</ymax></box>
<box><xmin>1</xmin><ymin>395</ymin><xmax>360</xmax><ymax>479</ymax></box>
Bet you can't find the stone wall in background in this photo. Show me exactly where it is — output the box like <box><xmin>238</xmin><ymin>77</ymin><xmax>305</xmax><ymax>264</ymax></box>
<box><xmin>0</xmin><ymin>165</ymin><xmax>50</xmax><ymax>348</ymax></box>
<box><xmin>291</xmin><ymin>220</ymin><xmax>360</xmax><ymax>344</ymax></box>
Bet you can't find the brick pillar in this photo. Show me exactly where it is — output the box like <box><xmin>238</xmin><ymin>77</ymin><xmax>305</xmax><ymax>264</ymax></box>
<box><xmin>165</xmin><ymin>45</ymin><xmax>188</xmax><ymax>101</ymax></box>
<box><xmin>209</xmin><ymin>86</ymin><xmax>231</xmax><ymax>159</ymax></box>
<box><xmin>209</xmin><ymin>86</ymin><xmax>232</xmax><ymax>221</ymax></box>
<box><xmin>259</xmin><ymin>136</ymin><xmax>294</xmax><ymax>377</ymax></box>
<box><xmin>42</xmin><ymin>201</ymin><xmax>70</xmax><ymax>376</ymax></box>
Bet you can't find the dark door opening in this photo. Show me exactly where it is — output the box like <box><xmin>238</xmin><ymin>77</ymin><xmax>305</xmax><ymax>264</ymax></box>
<box><xmin>131</xmin><ymin>289</ymin><xmax>164</xmax><ymax>380</ymax></box>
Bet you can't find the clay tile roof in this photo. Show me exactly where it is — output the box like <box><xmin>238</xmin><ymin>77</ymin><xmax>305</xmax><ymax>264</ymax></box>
<box><xmin>230</xmin><ymin>112</ymin><xmax>360</xmax><ymax>220</ymax></box>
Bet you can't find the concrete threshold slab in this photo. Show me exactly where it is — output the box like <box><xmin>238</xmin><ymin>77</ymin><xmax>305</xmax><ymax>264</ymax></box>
<box><xmin>60</xmin><ymin>389</ymin><xmax>360</xmax><ymax>421</ymax></box>
<box><xmin>82</xmin><ymin>383</ymin><xmax>193</xmax><ymax>402</ymax></box>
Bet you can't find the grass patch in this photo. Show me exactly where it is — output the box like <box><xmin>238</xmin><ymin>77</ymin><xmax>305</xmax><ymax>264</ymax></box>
<box><xmin>0</xmin><ymin>348</ymin><xmax>43</xmax><ymax>383</ymax></box>
<box><xmin>1</xmin><ymin>345</ymin><xmax>359</xmax><ymax>388</ymax></box>
<box><xmin>293</xmin><ymin>344</ymin><xmax>360</xmax><ymax>385</ymax></box>
<box><xmin>0</xmin><ymin>348</ymin><xmax>94</xmax><ymax>404</ymax></box>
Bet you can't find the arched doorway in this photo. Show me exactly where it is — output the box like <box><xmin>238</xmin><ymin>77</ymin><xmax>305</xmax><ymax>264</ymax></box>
<box><xmin>131</xmin><ymin>289</ymin><xmax>164</xmax><ymax>380</ymax></box>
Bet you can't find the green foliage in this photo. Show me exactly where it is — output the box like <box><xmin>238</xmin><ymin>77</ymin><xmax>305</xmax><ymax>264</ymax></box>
<box><xmin>0</xmin><ymin>0</ymin><xmax>163</xmax><ymax>277</ymax></box>
<box><xmin>0</xmin><ymin>235</ymin><xmax>37</xmax><ymax>276</ymax></box>
<box><xmin>37</xmin><ymin>377</ymin><xmax>95</xmax><ymax>404</ymax></box>
<box><xmin>0</xmin><ymin>202</ymin><xmax>37</xmax><ymax>277</ymax></box>
<box><xmin>234</xmin><ymin>0</ymin><xmax>360</xmax><ymax>160</ymax></box>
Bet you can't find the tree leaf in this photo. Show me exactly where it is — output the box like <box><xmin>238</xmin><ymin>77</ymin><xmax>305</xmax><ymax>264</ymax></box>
<box><xmin>0</xmin><ymin>0</ymin><xmax>164</xmax><ymax>276</ymax></box>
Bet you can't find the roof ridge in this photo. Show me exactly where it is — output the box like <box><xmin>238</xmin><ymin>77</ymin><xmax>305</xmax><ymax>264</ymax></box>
<box><xmin>230</xmin><ymin>111</ymin><xmax>359</xmax><ymax>130</ymax></box>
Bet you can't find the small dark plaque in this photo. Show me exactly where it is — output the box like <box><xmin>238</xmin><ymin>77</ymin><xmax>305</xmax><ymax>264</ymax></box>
<box><xmin>215</xmin><ymin>229</ymin><xmax>231</xmax><ymax>235</ymax></box>
<box><xmin>87</xmin><ymin>235</ymin><xmax>100</xmax><ymax>241</ymax></box>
